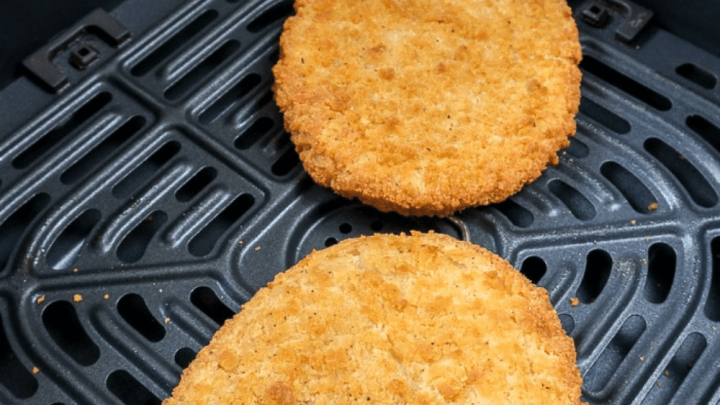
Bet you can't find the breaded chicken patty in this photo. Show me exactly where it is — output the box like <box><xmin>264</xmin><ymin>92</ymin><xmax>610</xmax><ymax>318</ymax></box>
<box><xmin>273</xmin><ymin>0</ymin><xmax>582</xmax><ymax>216</ymax></box>
<box><xmin>164</xmin><ymin>232</ymin><xmax>585</xmax><ymax>404</ymax></box>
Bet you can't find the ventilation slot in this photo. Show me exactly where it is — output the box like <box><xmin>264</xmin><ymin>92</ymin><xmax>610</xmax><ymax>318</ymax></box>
<box><xmin>0</xmin><ymin>315</ymin><xmax>38</xmax><ymax>399</ymax></box>
<box><xmin>687</xmin><ymin>115</ymin><xmax>720</xmax><ymax>153</ymax></box>
<box><xmin>188</xmin><ymin>194</ymin><xmax>255</xmax><ymax>256</ymax></box>
<box><xmin>164</xmin><ymin>40</ymin><xmax>241</xmax><ymax>101</ymax></box>
<box><xmin>107</xmin><ymin>370</ymin><xmax>160</xmax><ymax>405</ymax></box>
<box><xmin>584</xmin><ymin>315</ymin><xmax>646</xmax><ymax>393</ymax></box>
<box><xmin>549</xmin><ymin>180</ymin><xmax>596</xmax><ymax>220</ymax></box>
<box><xmin>199</xmin><ymin>74</ymin><xmax>262</xmax><ymax>124</ymax></box>
<box><xmin>325</xmin><ymin>237</ymin><xmax>338</xmax><ymax>247</ymax></box>
<box><xmin>175</xmin><ymin>348</ymin><xmax>196</xmax><ymax>369</ymax></box>
<box><xmin>271</xmin><ymin>146</ymin><xmax>300</xmax><ymax>176</ymax></box>
<box><xmin>577</xmin><ymin>249</ymin><xmax>612</xmax><ymax>304</ymax></box>
<box><xmin>190</xmin><ymin>287</ymin><xmax>234</xmax><ymax>326</ymax></box>
<box><xmin>117</xmin><ymin>211</ymin><xmax>168</xmax><ymax>264</ymax></box>
<box><xmin>339</xmin><ymin>223</ymin><xmax>352</xmax><ymax>234</ymax></box>
<box><xmin>117</xmin><ymin>294</ymin><xmax>165</xmax><ymax>342</ymax></box>
<box><xmin>580</xmin><ymin>56</ymin><xmax>672</xmax><ymax>111</ymax></box>
<box><xmin>601</xmin><ymin>162</ymin><xmax>657</xmax><ymax>214</ymax></box>
<box><xmin>704</xmin><ymin>238</ymin><xmax>720</xmax><ymax>321</ymax></box>
<box><xmin>520</xmin><ymin>256</ymin><xmax>546</xmax><ymax>285</ymax></box>
<box><xmin>644</xmin><ymin>243</ymin><xmax>676</xmax><ymax>304</ymax></box>
<box><xmin>13</xmin><ymin>92</ymin><xmax>112</xmax><ymax>169</ymax></box>
<box><xmin>247</xmin><ymin>0</ymin><xmax>295</xmax><ymax>33</ymax></box>
<box><xmin>131</xmin><ymin>10</ymin><xmax>219</xmax><ymax>77</ymax></box>
<box><xmin>176</xmin><ymin>167</ymin><xmax>217</xmax><ymax>202</ymax></box>
<box><xmin>493</xmin><ymin>199</ymin><xmax>534</xmax><ymax>228</ymax></box>
<box><xmin>233</xmin><ymin>116</ymin><xmax>273</xmax><ymax>150</ymax></box>
<box><xmin>42</xmin><ymin>301</ymin><xmax>100</xmax><ymax>366</ymax></box>
<box><xmin>641</xmin><ymin>333</ymin><xmax>706</xmax><ymax>405</ymax></box>
<box><xmin>61</xmin><ymin>116</ymin><xmax>146</xmax><ymax>185</ymax></box>
<box><xmin>644</xmin><ymin>138</ymin><xmax>718</xmax><ymax>208</ymax></box>
<box><xmin>46</xmin><ymin>209</ymin><xmax>101</xmax><ymax>270</ymax></box>
<box><xmin>559</xmin><ymin>314</ymin><xmax>575</xmax><ymax>335</ymax></box>
<box><xmin>579</xmin><ymin>96</ymin><xmax>631</xmax><ymax>134</ymax></box>
<box><xmin>370</xmin><ymin>220</ymin><xmax>384</xmax><ymax>232</ymax></box>
<box><xmin>0</xmin><ymin>193</ymin><xmax>50</xmax><ymax>270</ymax></box>
<box><xmin>112</xmin><ymin>141</ymin><xmax>181</xmax><ymax>199</ymax></box>
<box><xmin>676</xmin><ymin>63</ymin><xmax>717</xmax><ymax>89</ymax></box>
<box><xmin>565</xmin><ymin>137</ymin><xmax>589</xmax><ymax>158</ymax></box>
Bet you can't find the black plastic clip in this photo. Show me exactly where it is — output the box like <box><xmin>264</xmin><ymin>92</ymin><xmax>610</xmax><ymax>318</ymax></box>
<box><xmin>581</xmin><ymin>0</ymin><xmax>654</xmax><ymax>43</ymax></box>
<box><xmin>22</xmin><ymin>9</ymin><xmax>131</xmax><ymax>92</ymax></box>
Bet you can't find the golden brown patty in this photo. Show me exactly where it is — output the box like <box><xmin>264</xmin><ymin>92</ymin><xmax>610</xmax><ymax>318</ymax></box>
<box><xmin>272</xmin><ymin>0</ymin><xmax>582</xmax><ymax>216</ymax></box>
<box><xmin>164</xmin><ymin>232</ymin><xmax>584</xmax><ymax>404</ymax></box>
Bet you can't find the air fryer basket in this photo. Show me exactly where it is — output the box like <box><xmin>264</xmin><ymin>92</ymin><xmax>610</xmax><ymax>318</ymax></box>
<box><xmin>1</xmin><ymin>0</ymin><xmax>720</xmax><ymax>403</ymax></box>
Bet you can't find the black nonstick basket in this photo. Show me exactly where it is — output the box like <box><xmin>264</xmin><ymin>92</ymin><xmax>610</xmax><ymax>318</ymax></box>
<box><xmin>1</xmin><ymin>0</ymin><xmax>720</xmax><ymax>403</ymax></box>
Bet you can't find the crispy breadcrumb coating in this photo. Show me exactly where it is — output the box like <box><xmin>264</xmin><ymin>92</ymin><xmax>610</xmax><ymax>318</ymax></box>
<box><xmin>164</xmin><ymin>232</ymin><xmax>585</xmax><ymax>404</ymax></box>
<box><xmin>273</xmin><ymin>0</ymin><xmax>582</xmax><ymax>216</ymax></box>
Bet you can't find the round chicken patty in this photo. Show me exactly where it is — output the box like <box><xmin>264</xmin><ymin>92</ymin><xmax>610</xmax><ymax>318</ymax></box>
<box><xmin>164</xmin><ymin>232</ymin><xmax>585</xmax><ymax>404</ymax></box>
<box><xmin>272</xmin><ymin>0</ymin><xmax>582</xmax><ymax>216</ymax></box>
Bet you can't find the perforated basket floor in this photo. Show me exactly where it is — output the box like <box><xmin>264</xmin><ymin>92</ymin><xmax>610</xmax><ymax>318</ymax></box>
<box><xmin>1</xmin><ymin>0</ymin><xmax>720</xmax><ymax>404</ymax></box>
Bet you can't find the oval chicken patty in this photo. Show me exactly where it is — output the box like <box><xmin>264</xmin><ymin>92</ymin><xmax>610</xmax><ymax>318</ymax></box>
<box><xmin>164</xmin><ymin>232</ymin><xmax>585</xmax><ymax>404</ymax></box>
<box><xmin>272</xmin><ymin>0</ymin><xmax>582</xmax><ymax>216</ymax></box>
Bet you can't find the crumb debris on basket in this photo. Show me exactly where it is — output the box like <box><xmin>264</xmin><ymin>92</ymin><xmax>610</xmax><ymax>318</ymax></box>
<box><xmin>73</xmin><ymin>268</ymin><xmax>79</xmax><ymax>273</ymax></box>
<box><xmin>73</xmin><ymin>294</ymin><xmax>83</xmax><ymax>303</ymax></box>
<box><xmin>103</xmin><ymin>294</ymin><xmax>110</xmax><ymax>300</ymax></box>
<box><xmin>36</xmin><ymin>295</ymin><xmax>45</xmax><ymax>304</ymax></box>
<box><xmin>570</xmin><ymin>297</ymin><xmax>580</xmax><ymax>307</ymax></box>
<box><xmin>164</xmin><ymin>318</ymin><xmax>170</xmax><ymax>324</ymax></box>
<box><xmin>631</xmin><ymin>219</ymin><xmax>637</xmax><ymax>225</ymax></box>
<box><xmin>255</xmin><ymin>246</ymin><xmax>261</xmax><ymax>251</ymax></box>
<box><xmin>664</xmin><ymin>370</ymin><xmax>670</xmax><ymax>377</ymax></box>
<box><xmin>640</xmin><ymin>356</ymin><xmax>645</xmax><ymax>361</ymax></box>
<box><xmin>643</xmin><ymin>259</ymin><xmax>648</xmax><ymax>265</ymax></box>
<box><xmin>32</xmin><ymin>367</ymin><xmax>39</xmax><ymax>374</ymax></box>
<box><xmin>238</xmin><ymin>240</ymin><xmax>243</xmax><ymax>245</ymax></box>
<box><xmin>647</xmin><ymin>202</ymin><xmax>659</xmax><ymax>211</ymax></box>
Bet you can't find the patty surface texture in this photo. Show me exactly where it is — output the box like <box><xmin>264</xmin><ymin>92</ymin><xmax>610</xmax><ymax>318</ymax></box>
<box><xmin>273</xmin><ymin>0</ymin><xmax>582</xmax><ymax>216</ymax></box>
<box><xmin>164</xmin><ymin>232</ymin><xmax>585</xmax><ymax>404</ymax></box>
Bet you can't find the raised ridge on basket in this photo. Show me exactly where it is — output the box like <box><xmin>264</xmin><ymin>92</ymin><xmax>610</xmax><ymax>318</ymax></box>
<box><xmin>581</xmin><ymin>55</ymin><xmax>672</xmax><ymax>111</ymax></box>
<box><xmin>641</xmin><ymin>333</ymin><xmax>706</xmax><ymax>404</ymax></box>
<box><xmin>200</xmin><ymin>74</ymin><xmax>262</xmax><ymax>124</ymax></box>
<box><xmin>0</xmin><ymin>193</ymin><xmax>50</xmax><ymax>271</ymax></box>
<box><xmin>549</xmin><ymin>179</ymin><xmax>597</xmax><ymax>221</ymax></box>
<box><xmin>131</xmin><ymin>10</ymin><xmax>219</xmax><ymax>77</ymax></box>
<box><xmin>579</xmin><ymin>96</ymin><xmax>631</xmax><ymax>135</ymax></box>
<box><xmin>164</xmin><ymin>40</ymin><xmax>241</xmax><ymax>101</ymax></box>
<box><xmin>46</xmin><ymin>209</ymin><xmax>101</xmax><ymax>270</ymax></box>
<box><xmin>246</xmin><ymin>0</ymin><xmax>295</xmax><ymax>34</ymax></box>
<box><xmin>112</xmin><ymin>141</ymin><xmax>182</xmax><ymax>199</ymax></box>
<box><xmin>175</xmin><ymin>166</ymin><xmax>217</xmax><ymax>202</ymax></box>
<box><xmin>600</xmin><ymin>161</ymin><xmax>657</xmax><ymax>214</ymax></box>
<box><xmin>493</xmin><ymin>199</ymin><xmax>534</xmax><ymax>228</ymax></box>
<box><xmin>584</xmin><ymin>315</ymin><xmax>646</xmax><ymax>393</ymax></box>
<box><xmin>117</xmin><ymin>211</ymin><xmax>168</xmax><ymax>263</ymax></box>
<box><xmin>644</xmin><ymin>137</ymin><xmax>718</xmax><ymax>208</ymax></box>
<box><xmin>12</xmin><ymin>92</ymin><xmax>112</xmax><ymax>170</ymax></box>
<box><xmin>60</xmin><ymin>116</ymin><xmax>147</xmax><ymax>185</ymax></box>
<box><xmin>234</xmin><ymin>115</ymin><xmax>274</xmax><ymax>151</ymax></box>
<box><xmin>0</xmin><ymin>314</ymin><xmax>38</xmax><ymax>399</ymax></box>
<box><xmin>188</xmin><ymin>193</ymin><xmax>254</xmax><ymax>257</ymax></box>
